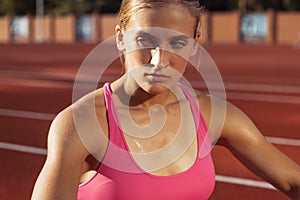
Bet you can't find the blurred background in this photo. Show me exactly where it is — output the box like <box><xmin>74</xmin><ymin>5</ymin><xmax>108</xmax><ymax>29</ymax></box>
<box><xmin>0</xmin><ymin>0</ymin><xmax>300</xmax><ymax>45</ymax></box>
<box><xmin>0</xmin><ymin>1</ymin><xmax>300</xmax><ymax>200</ymax></box>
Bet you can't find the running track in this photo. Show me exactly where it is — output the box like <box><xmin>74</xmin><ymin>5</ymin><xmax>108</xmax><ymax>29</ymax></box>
<box><xmin>0</xmin><ymin>43</ymin><xmax>299</xmax><ymax>200</ymax></box>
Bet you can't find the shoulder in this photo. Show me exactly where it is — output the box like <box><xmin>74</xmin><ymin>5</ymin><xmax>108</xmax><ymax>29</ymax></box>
<box><xmin>195</xmin><ymin>92</ymin><xmax>264</xmax><ymax>147</ymax></box>
<box><xmin>190</xmin><ymin>88</ymin><xmax>254</xmax><ymax>145</ymax></box>
<box><xmin>48</xmin><ymin>87</ymin><xmax>109</xmax><ymax>161</ymax></box>
<box><xmin>194</xmin><ymin>91</ymin><xmax>228</xmax><ymax>144</ymax></box>
<box><xmin>47</xmin><ymin>105</ymin><xmax>87</xmax><ymax>163</ymax></box>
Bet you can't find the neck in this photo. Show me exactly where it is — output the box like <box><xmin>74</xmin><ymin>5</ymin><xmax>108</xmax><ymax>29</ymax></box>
<box><xmin>110</xmin><ymin>74</ymin><xmax>176</xmax><ymax>109</ymax></box>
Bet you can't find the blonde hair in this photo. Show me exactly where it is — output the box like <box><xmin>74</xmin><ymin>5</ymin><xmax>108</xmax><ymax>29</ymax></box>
<box><xmin>117</xmin><ymin>0</ymin><xmax>204</xmax><ymax>37</ymax></box>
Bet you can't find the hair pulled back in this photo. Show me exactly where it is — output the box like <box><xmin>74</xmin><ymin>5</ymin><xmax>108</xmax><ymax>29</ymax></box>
<box><xmin>117</xmin><ymin>0</ymin><xmax>203</xmax><ymax>36</ymax></box>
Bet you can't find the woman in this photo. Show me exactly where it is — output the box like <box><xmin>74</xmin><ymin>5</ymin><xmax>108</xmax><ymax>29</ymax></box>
<box><xmin>32</xmin><ymin>0</ymin><xmax>300</xmax><ymax>199</ymax></box>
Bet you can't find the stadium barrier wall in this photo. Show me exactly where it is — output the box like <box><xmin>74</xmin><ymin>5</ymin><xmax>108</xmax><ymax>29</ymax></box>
<box><xmin>276</xmin><ymin>12</ymin><xmax>300</xmax><ymax>45</ymax></box>
<box><xmin>0</xmin><ymin>11</ymin><xmax>299</xmax><ymax>45</ymax></box>
<box><xmin>0</xmin><ymin>16</ymin><xmax>10</xmax><ymax>43</ymax></box>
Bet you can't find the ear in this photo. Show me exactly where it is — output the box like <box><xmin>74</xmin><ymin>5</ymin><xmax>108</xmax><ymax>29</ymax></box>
<box><xmin>190</xmin><ymin>31</ymin><xmax>201</xmax><ymax>56</ymax></box>
<box><xmin>115</xmin><ymin>25</ymin><xmax>125</xmax><ymax>51</ymax></box>
<box><xmin>195</xmin><ymin>31</ymin><xmax>201</xmax><ymax>43</ymax></box>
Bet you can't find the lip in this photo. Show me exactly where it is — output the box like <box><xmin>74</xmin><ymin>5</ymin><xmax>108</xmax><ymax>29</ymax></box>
<box><xmin>144</xmin><ymin>73</ymin><xmax>170</xmax><ymax>82</ymax></box>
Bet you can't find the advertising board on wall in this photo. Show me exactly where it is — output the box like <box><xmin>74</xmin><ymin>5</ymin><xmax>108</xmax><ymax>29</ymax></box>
<box><xmin>241</xmin><ymin>13</ymin><xmax>268</xmax><ymax>42</ymax></box>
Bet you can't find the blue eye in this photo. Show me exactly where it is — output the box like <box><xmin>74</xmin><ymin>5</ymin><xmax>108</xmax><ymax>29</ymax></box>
<box><xmin>136</xmin><ymin>36</ymin><xmax>156</xmax><ymax>48</ymax></box>
<box><xmin>170</xmin><ymin>39</ymin><xmax>187</xmax><ymax>49</ymax></box>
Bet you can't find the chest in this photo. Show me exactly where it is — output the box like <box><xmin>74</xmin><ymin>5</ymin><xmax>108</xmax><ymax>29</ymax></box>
<box><xmin>115</xmin><ymin>101</ymin><xmax>199</xmax><ymax>176</ymax></box>
<box><xmin>99</xmin><ymin>150</ymin><xmax>215</xmax><ymax>200</ymax></box>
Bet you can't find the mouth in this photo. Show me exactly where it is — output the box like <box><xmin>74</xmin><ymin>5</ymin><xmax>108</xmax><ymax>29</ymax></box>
<box><xmin>144</xmin><ymin>73</ymin><xmax>170</xmax><ymax>82</ymax></box>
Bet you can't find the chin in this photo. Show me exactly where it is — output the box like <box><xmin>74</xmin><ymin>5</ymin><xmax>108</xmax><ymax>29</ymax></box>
<box><xmin>142</xmin><ymin>82</ymin><xmax>173</xmax><ymax>94</ymax></box>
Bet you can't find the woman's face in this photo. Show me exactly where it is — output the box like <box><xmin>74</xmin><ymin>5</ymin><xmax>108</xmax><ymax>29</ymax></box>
<box><xmin>118</xmin><ymin>3</ymin><xmax>197</xmax><ymax>94</ymax></box>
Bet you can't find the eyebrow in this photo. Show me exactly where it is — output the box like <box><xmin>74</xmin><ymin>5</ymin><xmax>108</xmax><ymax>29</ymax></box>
<box><xmin>169</xmin><ymin>35</ymin><xmax>189</xmax><ymax>40</ymax></box>
<box><xmin>136</xmin><ymin>31</ymin><xmax>155</xmax><ymax>38</ymax></box>
<box><xmin>136</xmin><ymin>31</ymin><xmax>189</xmax><ymax>40</ymax></box>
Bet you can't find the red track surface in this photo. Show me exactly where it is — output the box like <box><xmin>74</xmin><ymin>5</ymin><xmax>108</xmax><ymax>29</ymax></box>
<box><xmin>0</xmin><ymin>43</ymin><xmax>299</xmax><ymax>200</ymax></box>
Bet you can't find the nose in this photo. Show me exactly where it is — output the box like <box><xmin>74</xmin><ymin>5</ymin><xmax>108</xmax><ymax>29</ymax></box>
<box><xmin>150</xmin><ymin>47</ymin><xmax>169</xmax><ymax>69</ymax></box>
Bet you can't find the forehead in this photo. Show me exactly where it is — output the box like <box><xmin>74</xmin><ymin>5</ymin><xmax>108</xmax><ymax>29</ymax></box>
<box><xmin>126</xmin><ymin>3</ymin><xmax>196</xmax><ymax>38</ymax></box>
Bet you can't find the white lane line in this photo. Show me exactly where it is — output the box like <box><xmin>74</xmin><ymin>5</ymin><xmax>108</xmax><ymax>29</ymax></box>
<box><xmin>0</xmin><ymin>75</ymin><xmax>117</xmax><ymax>90</ymax></box>
<box><xmin>223</xmin><ymin>75</ymin><xmax>300</xmax><ymax>85</ymax></box>
<box><xmin>0</xmin><ymin>138</ymin><xmax>296</xmax><ymax>156</ymax></box>
<box><xmin>215</xmin><ymin>175</ymin><xmax>276</xmax><ymax>190</ymax></box>
<box><xmin>0</xmin><ymin>78</ymin><xmax>73</xmax><ymax>89</ymax></box>
<box><xmin>1</xmin><ymin>108</ymin><xmax>300</xmax><ymax>146</ymax></box>
<box><xmin>266</xmin><ymin>136</ymin><xmax>300</xmax><ymax>147</ymax></box>
<box><xmin>0</xmin><ymin>108</ymin><xmax>55</xmax><ymax>120</ymax></box>
<box><xmin>187</xmin><ymin>79</ymin><xmax>300</xmax><ymax>94</ymax></box>
<box><xmin>1</xmin><ymin>108</ymin><xmax>300</xmax><ymax>147</ymax></box>
<box><xmin>1</xmin><ymin>71</ymin><xmax>300</xmax><ymax>94</ymax></box>
<box><xmin>3</xmin><ymin>70</ymin><xmax>300</xmax><ymax>86</ymax></box>
<box><xmin>0</xmin><ymin>141</ymin><xmax>277</xmax><ymax>190</ymax></box>
<box><xmin>193</xmin><ymin>82</ymin><xmax>300</xmax><ymax>95</ymax></box>
<box><xmin>199</xmin><ymin>90</ymin><xmax>300</xmax><ymax>104</ymax></box>
<box><xmin>0</xmin><ymin>142</ymin><xmax>47</xmax><ymax>155</ymax></box>
<box><xmin>1</xmin><ymin>74</ymin><xmax>300</xmax><ymax>104</ymax></box>
<box><xmin>224</xmin><ymin>92</ymin><xmax>300</xmax><ymax>104</ymax></box>
<box><xmin>226</xmin><ymin>82</ymin><xmax>300</xmax><ymax>95</ymax></box>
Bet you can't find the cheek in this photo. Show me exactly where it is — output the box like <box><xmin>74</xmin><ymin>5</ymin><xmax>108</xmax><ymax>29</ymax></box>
<box><xmin>124</xmin><ymin>50</ymin><xmax>151</xmax><ymax>68</ymax></box>
<box><xmin>171</xmin><ymin>56</ymin><xmax>188</xmax><ymax>73</ymax></box>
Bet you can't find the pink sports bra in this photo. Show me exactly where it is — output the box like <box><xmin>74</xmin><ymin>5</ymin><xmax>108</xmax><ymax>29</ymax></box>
<box><xmin>78</xmin><ymin>82</ymin><xmax>215</xmax><ymax>200</ymax></box>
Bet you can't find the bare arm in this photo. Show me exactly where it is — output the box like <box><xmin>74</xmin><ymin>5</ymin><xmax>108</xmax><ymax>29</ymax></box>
<box><xmin>31</xmin><ymin>107</ymin><xmax>90</xmax><ymax>200</ymax></box>
<box><xmin>218</xmin><ymin>102</ymin><xmax>300</xmax><ymax>199</ymax></box>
